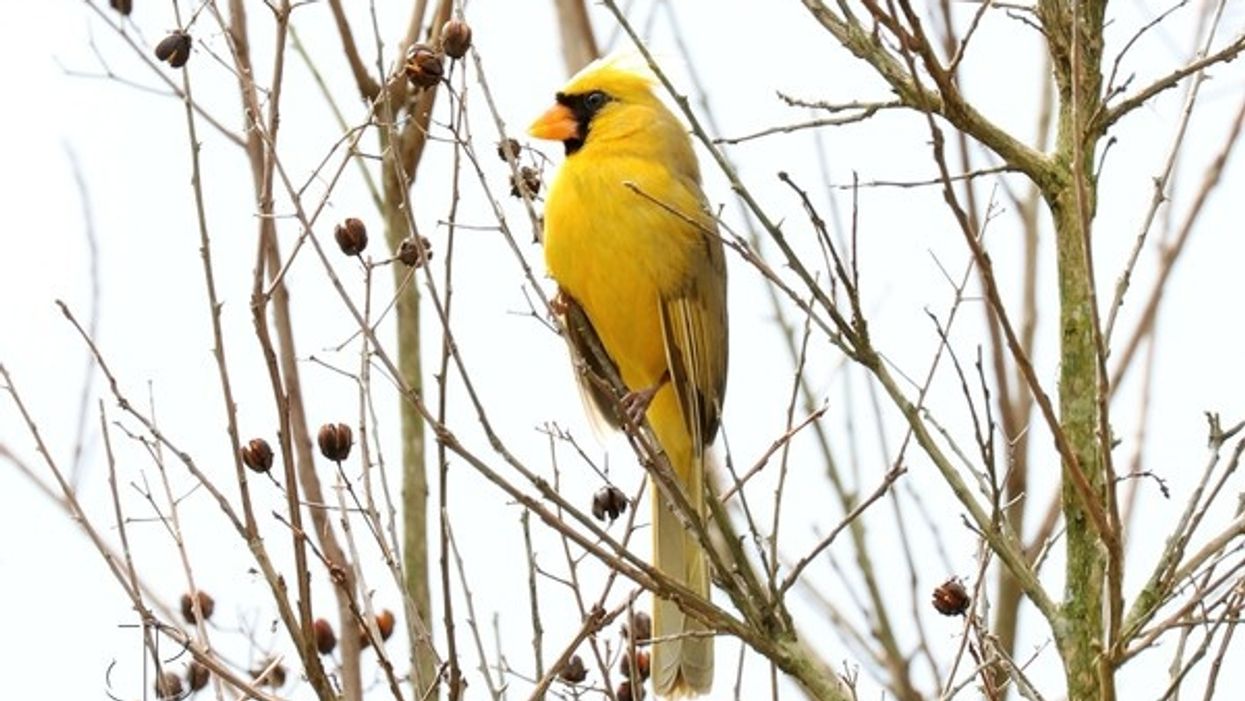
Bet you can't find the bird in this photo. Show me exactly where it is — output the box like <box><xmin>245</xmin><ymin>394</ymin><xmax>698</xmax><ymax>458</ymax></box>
<box><xmin>529</xmin><ymin>54</ymin><xmax>728</xmax><ymax>698</ymax></box>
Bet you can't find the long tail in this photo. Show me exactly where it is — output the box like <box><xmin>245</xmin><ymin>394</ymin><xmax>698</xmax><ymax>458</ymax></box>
<box><xmin>648</xmin><ymin>389</ymin><xmax>713</xmax><ymax>697</ymax></box>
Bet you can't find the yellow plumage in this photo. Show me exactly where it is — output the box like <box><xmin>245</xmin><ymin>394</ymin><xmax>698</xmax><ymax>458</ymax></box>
<box><xmin>530</xmin><ymin>55</ymin><xmax>727</xmax><ymax>698</ymax></box>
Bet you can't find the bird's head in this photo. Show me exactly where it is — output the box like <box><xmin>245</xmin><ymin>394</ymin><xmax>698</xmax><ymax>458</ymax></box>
<box><xmin>528</xmin><ymin>54</ymin><xmax>675</xmax><ymax>157</ymax></box>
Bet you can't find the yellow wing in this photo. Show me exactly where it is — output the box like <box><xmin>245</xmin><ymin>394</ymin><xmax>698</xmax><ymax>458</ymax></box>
<box><xmin>657</xmin><ymin>218</ymin><xmax>728</xmax><ymax>455</ymax></box>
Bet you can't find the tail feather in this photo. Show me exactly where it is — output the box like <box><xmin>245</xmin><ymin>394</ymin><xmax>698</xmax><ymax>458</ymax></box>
<box><xmin>652</xmin><ymin>485</ymin><xmax>713</xmax><ymax>696</ymax></box>
<box><xmin>648</xmin><ymin>390</ymin><xmax>713</xmax><ymax>697</ymax></box>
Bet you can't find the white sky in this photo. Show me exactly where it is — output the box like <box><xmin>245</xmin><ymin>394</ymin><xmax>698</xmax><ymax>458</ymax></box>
<box><xmin>3</xmin><ymin>1</ymin><xmax>1245</xmax><ymax>699</ymax></box>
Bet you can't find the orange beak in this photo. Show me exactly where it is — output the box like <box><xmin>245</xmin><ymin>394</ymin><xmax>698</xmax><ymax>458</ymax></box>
<box><xmin>528</xmin><ymin>103</ymin><xmax>579</xmax><ymax>141</ymax></box>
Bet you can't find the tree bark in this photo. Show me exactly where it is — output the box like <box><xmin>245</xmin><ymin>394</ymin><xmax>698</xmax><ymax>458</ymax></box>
<box><xmin>553</xmin><ymin>0</ymin><xmax>600</xmax><ymax>72</ymax></box>
<box><xmin>1039</xmin><ymin>2</ymin><xmax>1115</xmax><ymax>699</ymax></box>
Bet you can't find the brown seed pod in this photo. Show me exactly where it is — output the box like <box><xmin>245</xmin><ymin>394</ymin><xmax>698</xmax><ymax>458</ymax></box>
<box><xmin>496</xmin><ymin>138</ymin><xmax>521</xmax><ymax>163</ymax></box>
<box><xmin>155</xmin><ymin>671</ymin><xmax>184</xmax><ymax>700</ymax></box>
<box><xmin>931</xmin><ymin>577</ymin><xmax>971</xmax><ymax>617</ymax></box>
<box><xmin>619</xmin><ymin>649</ymin><xmax>651</xmax><ymax>681</ymax></box>
<box><xmin>616</xmin><ymin>679</ymin><xmax>645</xmax><ymax>701</ymax></box>
<box><xmin>440</xmin><ymin>19</ymin><xmax>473</xmax><ymax>60</ymax></box>
<box><xmin>180</xmin><ymin>590</ymin><xmax>215</xmax><ymax>623</ymax></box>
<box><xmin>186</xmin><ymin>660</ymin><xmax>210</xmax><ymax>691</ymax></box>
<box><xmin>109</xmin><ymin>0</ymin><xmax>133</xmax><ymax>15</ymax></box>
<box><xmin>317</xmin><ymin>423</ymin><xmax>353</xmax><ymax>462</ymax></box>
<box><xmin>250</xmin><ymin>659</ymin><xmax>286</xmax><ymax>688</ymax></box>
<box><xmin>509</xmin><ymin>166</ymin><xmax>541</xmax><ymax>199</ymax></box>
<box><xmin>376</xmin><ymin>609</ymin><xmax>396</xmax><ymax>641</ymax></box>
<box><xmin>558</xmin><ymin>654</ymin><xmax>587</xmax><ymax>684</ymax></box>
<box><xmin>314</xmin><ymin>618</ymin><xmax>337</xmax><ymax>655</ymax></box>
<box><xmin>154</xmin><ymin>31</ymin><xmax>192</xmax><ymax>68</ymax></box>
<box><xmin>591</xmin><ymin>486</ymin><xmax>628</xmax><ymax>523</ymax></box>
<box><xmin>334</xmin><ymin>217</ymin><xmax>368</xmax><ymax>256</ymax></box>
<box><xmin>623</xmin><ymin>610</ymin><xmax>652</xmax><ymax>646</ymax></box>
<box><xmin>404</xmin><ymin>44</ymin><xmax>444</xmax><ymax>88</ymax></box>
<box><xmin>240</xmin><ymin>438</ymin><xmax>273</xmax><ymax>474</ymax></box>
<box><xmin>398</xmin><ymin>236</ymin><xmax>433</xmax><ymax>268</ymax></box>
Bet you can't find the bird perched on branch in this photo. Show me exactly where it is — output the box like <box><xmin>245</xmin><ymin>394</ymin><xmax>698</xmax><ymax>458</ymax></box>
<box><xmin>529</xmin><ymin>54</ymin><xmax>727</xmax><ymax>698</ymax></box>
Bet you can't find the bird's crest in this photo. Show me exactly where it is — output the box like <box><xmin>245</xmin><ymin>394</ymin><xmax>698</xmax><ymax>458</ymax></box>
<box><xmin>560</xmin><ymin>50</ymin><xmax>660</xmax><ymax>100</ymax></box>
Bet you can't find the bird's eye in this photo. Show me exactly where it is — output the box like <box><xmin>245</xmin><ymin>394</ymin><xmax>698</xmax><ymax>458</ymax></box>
<box><xmin>584</xmin><ymin>91</ymin><xmax>608</xmax><ymax>111</ymax></box>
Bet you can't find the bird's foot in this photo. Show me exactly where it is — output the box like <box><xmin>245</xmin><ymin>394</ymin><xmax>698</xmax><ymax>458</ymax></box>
<box><xmin>620</xmin><ymin>385</ymin><xmax>660</xmax><ymax>426</ymax></box>
<box><xmin>620</xmin><ymin>370</ymin><xmax>671</xmax><ymax>426</ymax></box>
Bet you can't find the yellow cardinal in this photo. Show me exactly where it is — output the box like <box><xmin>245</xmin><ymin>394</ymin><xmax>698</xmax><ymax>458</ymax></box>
<box><xmin>529</xmin><ymin>55</ymin><xmax>727</xmax><ymax>697</ymax></box>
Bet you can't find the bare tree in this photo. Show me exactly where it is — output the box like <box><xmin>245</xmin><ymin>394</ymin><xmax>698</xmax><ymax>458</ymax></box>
<box><xmin>4</xmin><ymin>1</ymin><xmax>1245</xmax><ymax>700</ymax></box>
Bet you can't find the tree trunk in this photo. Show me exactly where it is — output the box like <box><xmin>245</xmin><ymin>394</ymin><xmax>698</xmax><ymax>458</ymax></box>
<box><xmin>1040</xmin><ymin>2</ymin><xmax>1114</xmax><ymax>699</ymax></box>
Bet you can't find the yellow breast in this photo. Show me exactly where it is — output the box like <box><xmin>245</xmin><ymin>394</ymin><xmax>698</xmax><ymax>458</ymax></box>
<box><xmin>544</xmin><ymin>152</ymin><xmax>704</xmax><ymax>391</ymax></box>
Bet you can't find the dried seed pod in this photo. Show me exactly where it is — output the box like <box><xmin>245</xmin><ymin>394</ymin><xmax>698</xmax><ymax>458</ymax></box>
<box><xmin>619</xmin><ymin>649</ymin><xmax>651</xmax><ymax>681</ymax></box>
<box><xmin>154</xmin><ymin>31</ymin><xmax>192</xmax><ymax>68</ymax></box>
<box><xmin>109</xmin><ymin>0</ymin><xmax>133</xmax><ymax>15</ymax></box>
<box><xmin>240</xmin><ymin>438</ymin><xmax>273</xmax><ymax>474</ymax></box>
<box><xmin>250</xmin><ymin>659</ymin><xmax>286</xmax><ymax>688</ymax></box>
<box><xmin>317</xmin><ymin>423</ymin><xmax>353</xmax><ymax>462</ymax></box>
<box><xmin>187</xmin><ymin>660</ymin><xmax>210</xmax><ymax>691</ymax></box>
<box><xmin>509</xmin><ymin>166</ymin><xmax>541</xmax><ymax>198</ymax></box>
<box><xmin>334</xmin><ymin>217</ymin><xmax>368</xmax><ymax>256</ymax></box>
<box><xmin>376</xmin><ymin>609</ymin><xmax>396</xmax><ymax>641</ymax></box>
<box><xmin>623</xmin><ymin>610</ymin><xmax>652</xmax><ymax>646</ymax></box>
<box><xmin>616</xmin><ymin>679</ymin><xmax>645</xmax><ymax>701</ymax></box>
<box><xmin>440</xmin><ymin>19</ymin><xmax>472</xmax><ymax>60</ymax></box>
<box><xmin>404</xmin><ymin>43</ymin><xmax>444</xmax><ymax>88</ymax></box>
<box><xmin>496</xmin><ymin>138</ymin><xmax>521</xmax><ymax>162</ymax></box>
<box><xmin>591</xmin><ymin>486</ymin><xmax>627</xmax><ymax>523</ymax></box>
<box><xmin>314</xmin><ymin>618</ymin><xmax>337</xmax><ymax>655</ymax></box>
<box><xmin>558</xmin><ymin>654</ymin><xmax>587</xmax><ymax>684</ymax></box>
<box><xmin>931</xmin><ymin>577</ymin><xmax>971</xmax><ymax>617</ymax></box>
<box><xmin>155</xmin><ymin>671</ymin><xmax>184</xmax><ymax>700</ymax></box>
<box><xmin>180</xmin><ymin>590</ymin><xmax>215</xmax><ymax>623</ymax></box>
<box><xmin>398</xmin><ymin>236</ymin><xmax>433</xmax><ymax>268</ymax></box>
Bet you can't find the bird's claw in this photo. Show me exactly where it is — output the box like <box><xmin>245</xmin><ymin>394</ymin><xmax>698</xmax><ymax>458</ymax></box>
<box><xmin>620</xmin><ymin>385</ymin><xmax>659</xmax><ymax>426</ymax></box>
